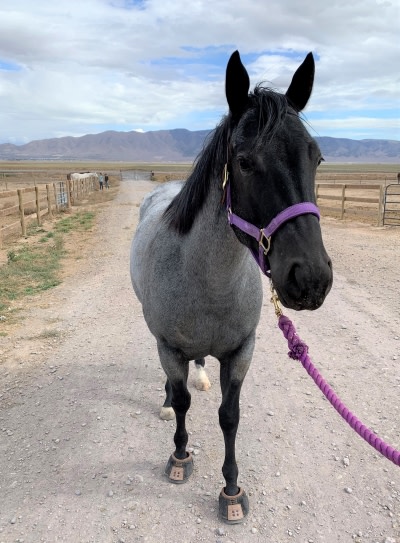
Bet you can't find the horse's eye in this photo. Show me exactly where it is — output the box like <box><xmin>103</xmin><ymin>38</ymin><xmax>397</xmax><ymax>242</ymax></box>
<box><xmin>238</xmin><ymin>157</ymin><xmax>251</xmax><ymax>172</ymax></box>
<box><xmin>317</xmin><ymin>156</ymin><xmax>325</xmax><ymax>166</ymax></box>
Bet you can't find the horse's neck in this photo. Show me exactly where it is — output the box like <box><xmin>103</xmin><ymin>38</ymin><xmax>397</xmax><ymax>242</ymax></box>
<box><xmin>184</xmin><ymin>181</ymin><xmax>252</xmax><ymax>290</ymax></box>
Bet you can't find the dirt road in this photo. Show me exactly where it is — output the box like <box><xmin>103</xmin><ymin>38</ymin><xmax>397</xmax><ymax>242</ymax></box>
<box><xmin>0</xmin><ymin>177</ymin><xmax>399</xmax><ymax>543</ymax></box>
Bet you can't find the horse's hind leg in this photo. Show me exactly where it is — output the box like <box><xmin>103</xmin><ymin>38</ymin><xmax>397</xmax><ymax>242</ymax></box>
<box><xmin>160</xmin><ymin>358</ymin><xmax>210</xmax><ymax>419</ymax></box>
<box><xmin>160</xmin><ymin>379</ymin><xmax>175</xmax><ymax>420</ymax></box>
<box><xmin>218</xmin><ymin>333</ymin><xmax>255</xmax><ymax>523</ymax></box>
<box><xmin>194</xmin><ymin>358</ymin><xmax>211</xmax><ymax>391</ymax></box>
<box><xmin>157</xmin><ymin>340</ymin><xmax>194</xmax><ymax>483</ymax></box>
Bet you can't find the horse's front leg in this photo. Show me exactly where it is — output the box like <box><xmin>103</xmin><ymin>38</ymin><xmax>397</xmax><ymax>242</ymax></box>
<box><xmin>157</xmin><ymin>340</ymin><xmax>194</xmax><ymax>483</ymax></box>
<box><xmin>218</xmin><ymin>333</ymin><xmax>255</xmax><ymax>523</ymax></box>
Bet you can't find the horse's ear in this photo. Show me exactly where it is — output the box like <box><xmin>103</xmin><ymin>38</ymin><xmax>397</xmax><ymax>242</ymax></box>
<box><xmin>285</xmin><ymin>52</ymin><xmax>315</xmax><ymax>112</ymax></box>
<box><xmin>226</xmin><ymin>50</ymin><xmax>250</xmax><ymax>118</ymax></box>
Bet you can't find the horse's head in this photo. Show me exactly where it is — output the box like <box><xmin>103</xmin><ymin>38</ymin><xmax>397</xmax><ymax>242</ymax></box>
<box><xmin>225</xmin><ymin>51</ymin><xmax>332</xmax><ymax>310</ymax></box>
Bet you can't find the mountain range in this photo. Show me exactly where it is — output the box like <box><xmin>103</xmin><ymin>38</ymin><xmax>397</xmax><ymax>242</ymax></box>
<box><xmin>0</xmin><ymin>129</ymin><xmax>399</xmax><ymax>163</ymax></box>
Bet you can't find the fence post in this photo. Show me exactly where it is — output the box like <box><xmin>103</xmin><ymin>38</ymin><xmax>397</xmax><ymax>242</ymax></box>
<box><xmin>53</xmin><ymin>183</ymin><xmax>59</xmax><ymax>213</ymax></box>
<box><xmin>340</xmin><ymin>184</ymin><xmax>346</xmax><ymax>219</ymax></box>
<box><xmin>378</xmin><ymin>185</ymin><xmax>384</xmax><ymax>226</ymax></box>
<box><xmin>35</xmin><ymin>186</ymin><xmax>41</xmax><ymax>226</ymax></box>
<box><xmin>315</xmin><ymin>183</ymin><xmax>319</xmax><ymax>203</ymax></box>
<box><xmin>66</xmin><ymin>179</ymin><xmax>72</xmax><ymax>210</ymax></box>
<box><xmin>46</xmin><ymin>184</ymin><xmax>53</xmax><ymax>218</ymax></box>
<box><xmin>18</xmin><ymin>189</ymin><xmax>26</xmax><ymax>237</ymax></box>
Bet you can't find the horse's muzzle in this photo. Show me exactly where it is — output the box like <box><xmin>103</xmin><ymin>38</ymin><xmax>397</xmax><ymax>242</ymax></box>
<box><xmin>273</xmin><ymin>256</ymin><xmax>333</xmax><ymax>311</ymax></box>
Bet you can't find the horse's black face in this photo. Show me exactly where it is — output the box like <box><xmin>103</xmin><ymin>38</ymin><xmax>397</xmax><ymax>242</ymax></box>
<box><xmin>226</xmin><ymin>52</ymin><xmax>333</xmax><ymax>311</ymax></box>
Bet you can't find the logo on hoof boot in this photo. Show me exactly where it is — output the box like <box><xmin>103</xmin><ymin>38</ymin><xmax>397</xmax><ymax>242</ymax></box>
<box><xmin>227</xmin><ymin>503</ymin><xmax>244</xmax><ymax>521</ymax></box>
<box><xmin>169</xmin><ymin>466</ymin><xmax>184</xmax><ymax>481</ymax></box>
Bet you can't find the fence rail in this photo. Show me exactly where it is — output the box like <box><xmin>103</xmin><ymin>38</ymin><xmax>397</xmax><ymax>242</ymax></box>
<box><xmin>0</xmin><ymin>177</ymin><xmax>96</xmax><ymax>247</ymax></box>
<box><xmin>315</xmin><ymin>183</ymin><xmax>386</xmax><ymax>225</ymax></box>
<box><xmin>316</xmin><ymin>172</ymin><xmax>399</xmax><ymax>185</ymax></box>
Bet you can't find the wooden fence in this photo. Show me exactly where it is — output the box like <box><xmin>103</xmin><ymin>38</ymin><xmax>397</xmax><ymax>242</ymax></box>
<box><xmin>316</xmin><ymin>183</ymin><xmax>385</xmax><ymax>225</ymax></box>
<box><xmin>0</xmin><ymin>177</ymin><xmax>96</xmax><ymax>248</ymax></box>
<box><xmin>315</xmin><ymin>172</ymin><xmax>398</xmax><ymax>185</ymax></box>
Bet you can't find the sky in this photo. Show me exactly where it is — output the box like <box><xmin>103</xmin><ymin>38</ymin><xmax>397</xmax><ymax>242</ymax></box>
<box><xmin>0</xmin><ymin>0</ymin><xmax>399</xmax><ymax>145</ymax></box>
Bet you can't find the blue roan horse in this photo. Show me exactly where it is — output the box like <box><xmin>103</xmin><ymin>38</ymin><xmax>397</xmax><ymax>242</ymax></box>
<box><xmin>130</xmin><ymin>51</ymin><xmax>333</xmax><ymax>523</ymax></box>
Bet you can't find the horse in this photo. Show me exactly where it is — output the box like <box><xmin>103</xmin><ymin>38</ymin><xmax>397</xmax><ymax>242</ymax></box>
<box><xmin>69</xmin><ymin>172</ymin><xmax>98</xmax><ymax>182</ymax></box>
<box><xmin>130</xmin><ymin>50</ymin><xmax>333</xmax><ymax>524</ymax></box>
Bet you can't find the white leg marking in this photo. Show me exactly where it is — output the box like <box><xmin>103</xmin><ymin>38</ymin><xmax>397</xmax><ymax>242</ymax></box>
<box><xmin>195</xmin><ymin>365</ymin><xmax>211</xmax><ymax>391</ymax></box>
<box><xmin>160</xmin><ymin>406</ymin><xmax>175</xmax><ymax>420</ymax></box>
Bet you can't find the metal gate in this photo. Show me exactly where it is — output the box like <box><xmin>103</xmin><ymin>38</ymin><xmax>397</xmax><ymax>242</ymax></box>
<box><xmin>57</xmin><ymin>181</ymin><xmax>67</xmax><ymax>207</ymax></box>
<box><xmin>383</xmin><ymin>183</ymin><xmax>400</xmax><ymax>226</ymax></box>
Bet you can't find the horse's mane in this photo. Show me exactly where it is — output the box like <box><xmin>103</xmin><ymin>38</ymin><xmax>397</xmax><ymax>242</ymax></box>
<box><xmin>164</xmin><ymin>86</ymin><xmax>289</xmax><ymax>235</ymax></box>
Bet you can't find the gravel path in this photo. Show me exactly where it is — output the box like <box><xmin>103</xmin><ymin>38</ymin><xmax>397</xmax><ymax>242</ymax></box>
<box><xmin>0</xmin><ymin>176</ymin><xmax>399</xmax><ymax>543</ymax></box>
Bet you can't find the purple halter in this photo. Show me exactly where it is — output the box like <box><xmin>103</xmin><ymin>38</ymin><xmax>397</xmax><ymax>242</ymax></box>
<box><xmin>223</xmin><ymin>167</ymin><xmax>320</xmax><ymax>277</ymax></box>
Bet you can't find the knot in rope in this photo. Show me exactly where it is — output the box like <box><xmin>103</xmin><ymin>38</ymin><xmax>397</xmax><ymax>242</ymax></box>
<box><xmin>278</xmin><ymin>315</ymin><xmax>309</xmax><ymax>361</ymax></box>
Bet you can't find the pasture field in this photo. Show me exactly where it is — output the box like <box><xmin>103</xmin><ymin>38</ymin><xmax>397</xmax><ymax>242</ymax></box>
<box><xmin>317</xmin><ymin>162</ymin><xmax>399</xmax><ymax>175</ymax></box>
<box><xmin>1</xmin><ymin>160</ymin><xmax>399</xmax><ymax>187</ymax></box>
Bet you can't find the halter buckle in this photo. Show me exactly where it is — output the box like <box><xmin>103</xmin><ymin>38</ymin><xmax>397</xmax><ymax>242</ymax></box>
<box><xmin>259</xmin><ymin>230</ymin><xmax>271</xmax><ymax>255</ymax></box>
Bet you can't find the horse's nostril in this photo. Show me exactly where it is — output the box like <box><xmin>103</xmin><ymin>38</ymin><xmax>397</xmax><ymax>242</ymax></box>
<box><xmin>287</xmin><ymin>263</ymin><xmax>302</xmax><ymax>298</ymax></box>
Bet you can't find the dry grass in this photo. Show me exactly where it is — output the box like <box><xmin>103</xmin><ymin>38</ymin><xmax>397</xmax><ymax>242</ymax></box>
<box><xmin>0</xmin><ymin>169</ymin><xmax>120</xmax><ymax>246</ymax></box>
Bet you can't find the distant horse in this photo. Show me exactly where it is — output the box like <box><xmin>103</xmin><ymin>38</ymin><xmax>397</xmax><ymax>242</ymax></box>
<box><xmin>69</xmin><ymin>172</ymin><xmax>98</xmax><ymax>182</ymax></box>
<box><xmin>130</xmin><ymin>51</ymin><xmax>333</xmax><ymax>523</ymax></box>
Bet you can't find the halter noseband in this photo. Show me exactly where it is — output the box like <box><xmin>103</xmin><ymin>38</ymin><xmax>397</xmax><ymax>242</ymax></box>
<box><xmin>222</xmin><ymin>164</ymin><xmax>320</xmax><ymax>277</ymax></box>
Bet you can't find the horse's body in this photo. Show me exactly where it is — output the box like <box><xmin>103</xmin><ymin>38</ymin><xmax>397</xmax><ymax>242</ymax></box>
<box><xmin>130</xmin><ymin>51</ymin><xmax>332</xmax><ymax>523</ymax></box>
<box><xmin>132</xmin><ymin>180</ymin><xmax>261</xmax><ymax>359</ymax></box>
<box><xmin>69</xmin><ymin>172</ymin><xmax>98</xmax><ymax>181</ymax></box>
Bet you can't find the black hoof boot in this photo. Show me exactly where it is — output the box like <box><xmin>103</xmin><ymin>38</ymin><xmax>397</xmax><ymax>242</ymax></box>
<box><xmin>165</xmin><ymin>452</ymin><xmax>194</xmax><ymax>484</ymax></box>
<box><xmin>218</xmin><ymin>487</ymin><xmax>249</xmax><ymax>524</ymax></box>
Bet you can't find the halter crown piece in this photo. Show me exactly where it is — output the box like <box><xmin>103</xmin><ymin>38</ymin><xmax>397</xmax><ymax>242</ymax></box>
<box><xmin>222</xmin><ymin>164</ymin><xmax>320</xmax><ymax>277</ymax></box>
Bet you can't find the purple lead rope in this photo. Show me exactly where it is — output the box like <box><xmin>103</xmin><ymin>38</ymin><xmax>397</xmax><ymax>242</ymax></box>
<box><xmin>277</xmin><ymin>311</ymin><xmax>400</xmax><ymax>467</ymax></box>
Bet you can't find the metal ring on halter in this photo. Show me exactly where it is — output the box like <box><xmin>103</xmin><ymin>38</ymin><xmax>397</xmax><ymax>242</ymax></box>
<box><xmin>259</xmin><ymin>230</ymin><xmax>271</xmax><ymax>255</ymax></box>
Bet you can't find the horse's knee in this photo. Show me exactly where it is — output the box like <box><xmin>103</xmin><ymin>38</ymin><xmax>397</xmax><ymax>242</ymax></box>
<box><xmin>171</xmin><ymin>387</ymin><xmax>191</xmax><ymax>415</ymax></box>
<box><xmin>219</xmin><ymin>403</ymin><xmax>240</xmax><ymax>434</ymax></box>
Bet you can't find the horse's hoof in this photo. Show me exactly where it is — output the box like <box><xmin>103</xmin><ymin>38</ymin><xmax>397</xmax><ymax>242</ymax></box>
<box><xmin>160</xmin><ymin>406</ymin><xmax>175</xmax><ymax>420</ymax></box>
<box><xmin>218</xmin><ymin>487</ymin><xmax>249</xmax><ymax>524</ymax></box>
<box><xmin>195</xmin><ymin>367</ymin><xmax>211</xmax><ymax>391</ymax></box>
<box><xmin>165</xmin><ymin>452</ymin><xmax>194</xmax><ymax>484</ymax></box>
<box><xmin>195</xmin><ymin>376</ymin><xmax>211</xmax><ymax>391</ymax></box>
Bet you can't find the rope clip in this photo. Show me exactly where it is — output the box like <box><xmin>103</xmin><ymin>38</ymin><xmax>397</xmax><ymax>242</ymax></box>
<box><xmin>269</xmin><ymin>281</ymin><xmax>283</xmax><ymax>318</ymax></box>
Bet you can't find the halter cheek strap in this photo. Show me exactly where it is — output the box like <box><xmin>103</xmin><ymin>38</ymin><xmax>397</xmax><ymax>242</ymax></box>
<box><xmin>225</xmin><ymin>178</ymin><xmax>320</xmax><ymax>277</ymax></box>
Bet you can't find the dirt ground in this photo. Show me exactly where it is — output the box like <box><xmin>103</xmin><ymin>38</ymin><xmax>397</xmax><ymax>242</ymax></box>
<box><xmin>0</xmin><ymin>177</ymin><xmax>399</xmax><ymax>543</ymax></box>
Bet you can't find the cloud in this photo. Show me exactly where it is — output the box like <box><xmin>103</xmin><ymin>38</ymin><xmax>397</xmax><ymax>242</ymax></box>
<box><xmin>307</xmin><ymin>116</ymin><xmax>400</xmax><ymax>140</ymax></box>
<box><xmin>0</xmin><ymin>0</ymin><xmax>398</xmax><ymax>143</ymax></box>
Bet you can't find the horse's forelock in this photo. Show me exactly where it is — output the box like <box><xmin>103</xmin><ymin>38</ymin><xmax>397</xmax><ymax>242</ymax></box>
<box><xmin>251</xmin><ymin>87</ymin><xmax>288</xmax><ymax>147</ymax></box>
